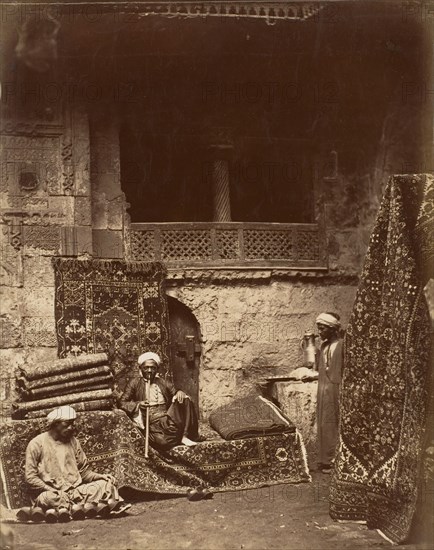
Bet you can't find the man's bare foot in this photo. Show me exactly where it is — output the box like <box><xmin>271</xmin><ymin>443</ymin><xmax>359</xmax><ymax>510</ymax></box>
<box><xmin>181</xmin><ymin>436</ymin><xmax>197</xmax><ymax>446</ymax></box>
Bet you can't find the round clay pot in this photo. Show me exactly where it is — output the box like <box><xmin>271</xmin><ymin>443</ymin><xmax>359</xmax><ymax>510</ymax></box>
<box><xmin>45</xmin><ymin>508</ymin><xmax>58</xmax><ymax>523</ymax></box>
<box><xmin>16</xmin><ymin>507</ymin><xmax>31</xmax><ymax>522</ymax></box>
<box><xmin>30</xmin><ymin>507</ymin><xmax>45</xmax><ymax>523</ymax></box>
<box><xmin>83</xmin><ymin>502</ymin><xmax>97</xmax><ymax>519</ymax></box>
<box><xmin>71</xmin><ymin>503</ymin><xmax>85</xmax><ymax>521</ymax></box>
<box><xmin>57</xmin><ymin>507</ymin><xmax>71</xmax><ymax>522</ymax></box>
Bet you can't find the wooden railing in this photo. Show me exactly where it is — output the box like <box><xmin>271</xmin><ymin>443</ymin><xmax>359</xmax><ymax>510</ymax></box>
<box><xmin>129</xmin><ymin>222</ymin><xmax>328</xmax><ymax>269</ymax></box>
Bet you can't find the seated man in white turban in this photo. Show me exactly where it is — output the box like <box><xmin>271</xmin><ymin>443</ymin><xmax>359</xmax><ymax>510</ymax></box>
<box><xmin>25</xmin><ymin>405</ymin><xmax>130</xmax><ymax>520</ymax></box>
<box><xmin>119</xmin><ymin>352</ymin><xmax>199</xmax><ymax>449</ymax></box>
<box><xmin>315</xmin><ymin>312</ymin><xmax>344</xmax><ymax>474</ymax></box>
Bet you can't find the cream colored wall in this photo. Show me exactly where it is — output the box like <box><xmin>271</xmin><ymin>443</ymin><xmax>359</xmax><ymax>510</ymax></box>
<box><xmin>167</xmin><ymin>278</ymin><xmax>356</xmax><ymax>418</ymax></box>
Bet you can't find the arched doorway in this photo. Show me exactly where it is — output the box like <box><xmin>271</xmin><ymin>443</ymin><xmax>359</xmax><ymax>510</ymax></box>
<box><xmin>167</xmin><ymin>296</ymin><xmax>201</xmax><ymax>412</ymax></box>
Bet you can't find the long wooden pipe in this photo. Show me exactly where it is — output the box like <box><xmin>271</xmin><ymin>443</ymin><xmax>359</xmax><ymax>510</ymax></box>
<box><xmin>144</xmin><ymin>376</ymin><xmax>151</xmax><ymax>458</ymax></box>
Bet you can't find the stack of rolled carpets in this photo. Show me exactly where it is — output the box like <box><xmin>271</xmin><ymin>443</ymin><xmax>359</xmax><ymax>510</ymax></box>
<box><xmin>17</xmin><ymin>365</ymin><xmax>113</xmax><ymax>400</ymax></box>
<box><xmin>13</xmin><ymin>353</ymin><xmax>115</xmax><ymax>419</ymax></box>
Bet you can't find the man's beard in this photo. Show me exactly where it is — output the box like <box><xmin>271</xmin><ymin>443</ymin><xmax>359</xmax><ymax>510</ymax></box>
<box><xmin>59</xmin><ymin>428</ymin><xmax>75</xmax><ymax>443</ymax></box>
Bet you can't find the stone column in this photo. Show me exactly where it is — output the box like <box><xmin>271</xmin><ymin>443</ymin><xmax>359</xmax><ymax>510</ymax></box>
<box><xmin>209</xmin><ymin>128</ymin><xmax>233</xmax><ymax>222</ymax></box>
<box><xmin>212</xmin><ymin>158</ymin><xmax>232</xmax><ymax>222</ymax></box>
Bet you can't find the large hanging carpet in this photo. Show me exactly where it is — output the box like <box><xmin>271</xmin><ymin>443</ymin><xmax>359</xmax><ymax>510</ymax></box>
<box><xmin>329</xmin><ymin>174</ymin><xmax>434</xmax><ymax>544</ymax></box>
<box><xmin>0</xmin><ymin>411</ymin><xmax>311</xmax><ymax>509</ymax></box>
<box><xmin>52</xmin><ymin>259</ymin><xmax>171</xmax><ymax>385</ymax></box>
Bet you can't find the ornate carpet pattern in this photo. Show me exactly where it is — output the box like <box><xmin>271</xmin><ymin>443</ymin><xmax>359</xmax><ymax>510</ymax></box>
<box><xmin>18</xmin><ymin>353</ymin><xmax>109</xmax><ymax>381</ymax></box>
<box><xmin>53</xmin><ymin>259</ymin><xmax>171</xmax><ymax>385</ymax></box>
<box><xmin>24</xmin><ymin>399</ymin><xmax>114</xmax><ymax>419</ymax></box>
<box><xmin>0</xmin><ymin>411</ymin><xmax>311</xmax><ymax>509</ymax></box>
<box><xmin>12</xmin><ymin>389</ymin><xmax>114</xmax><ymax>418</ymax></box>
<box><xmin>209</xmin><ymin>394</ymin><xmax>296</xmax><ymax>439</ymax></box>
<box><xmin>329</xmin><ymin>174</ymin><xmax>433</xmax><ymax>544</ymax></box>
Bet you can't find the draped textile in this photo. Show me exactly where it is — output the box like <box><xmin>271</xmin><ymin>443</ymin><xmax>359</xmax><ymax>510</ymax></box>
<box><xmin>52</xmin><ymin>259</ymin><xmax>171</xmax><ymax>387</ymax></box>
<box><xmin>329</xmin><ymin>174</ymin><xmax>433</xmax><ymax>544</ymax></box>
<box><xmin>1</xmin><ymin>411</ymin><xmax>311</xmax><ymax>509</ymax></box>
<box><xmin>209</xmin><ymin>394</ymin><xmax>295</xmax><ymax>440</ymax></box>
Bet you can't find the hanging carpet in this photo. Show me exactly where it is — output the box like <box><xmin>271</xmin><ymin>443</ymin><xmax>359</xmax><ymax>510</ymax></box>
<box><xmin>329</xmin><ymin>174</ymin><xmax>434</xmax><ymax>544</ymax></box>
<box><xmin>52</xmin><ymin>259</ymin><xmax>171</xmax><ymax>389</ymax></box>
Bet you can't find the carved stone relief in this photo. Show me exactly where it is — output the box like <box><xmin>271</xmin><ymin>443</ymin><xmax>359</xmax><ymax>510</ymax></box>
<box><xmin>23</xmin><ymin>316</ymin><xmax>56</xmax><ymax>347</ymax></box>
<box><xmin>0</xmin><ymin>241</ymin><xmax>23</xmax><ymax>287</ymax></box>
<box><xmin>23</xmin><ymin>225</ymin><xmax>61</xmax><ymax>254</ymax></box>
<box><xmin>0</xmin><ymin>135</ymin><xmax>62</xmax><ymax>196</ymax></box>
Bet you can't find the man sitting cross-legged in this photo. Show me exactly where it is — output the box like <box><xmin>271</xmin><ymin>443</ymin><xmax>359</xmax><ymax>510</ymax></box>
<box><xmin>24</xmin><ymin>405</ymin><xmax>130</xmax><ymax>520</ymax></box>
<box><xmin>119</xmin><ymin>352</ymin><xmax>199</xmax><ymax>450</ymax></box>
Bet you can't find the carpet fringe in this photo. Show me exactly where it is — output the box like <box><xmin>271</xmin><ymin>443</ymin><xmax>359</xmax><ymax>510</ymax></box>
<box><xmin>52</xmin><ymin>257</ymin><xmax>167</xmax><ymax>277</ymax></box>
<box><xmin>296</xmin><ymin>429</ymin><xmax>312</xmax><ymax>482</ymax></box>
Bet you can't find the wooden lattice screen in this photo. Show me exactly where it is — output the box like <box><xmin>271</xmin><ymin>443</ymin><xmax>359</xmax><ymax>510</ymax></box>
<box><xmin>129</xmin><ymin>222</ymin><xmax>327</xmax><ymax>269</ymax></box>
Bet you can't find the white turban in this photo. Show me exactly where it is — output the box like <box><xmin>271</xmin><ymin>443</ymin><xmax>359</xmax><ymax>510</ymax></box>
<box><xmin>138</xmin><ymin>352</ymin><xmax>161</xmax><ymax>366</ymax></box>
<box><xmin>46</xmin><ymin>405</ymin><xmax>77</xmax><ymax>424</ymax></box>
<box><xmin>316</xmin><ymin>313</ymin><xmax>341</xmax><ymax>328</ymax></box>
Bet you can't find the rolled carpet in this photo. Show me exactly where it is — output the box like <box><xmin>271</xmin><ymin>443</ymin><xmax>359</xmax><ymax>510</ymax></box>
<box><xmin>24</xmin><ymin>398</ymin><xmax>115</xmax><ymax>419</ymax></box>
<box><xmin>18</xmin><ymin>353</ymin><xmax>109</xmax><ymax>381</ymax></box>
<box><xmin>16</xmin><ymin>365</ymin><xmax>113</xmax><ymax>391</ymax></box>
<box><xmin>12</xmin><ymin>389</ymin><xmax>113</xmax><ymax>419</ymax></box>
<box><xmin>20</xmin><ymin>374</ymin><xmax>113</xmax><ymax>400</ymax></box>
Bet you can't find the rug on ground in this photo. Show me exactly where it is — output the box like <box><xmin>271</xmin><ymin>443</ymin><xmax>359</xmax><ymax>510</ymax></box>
<box><xmin>329</xmin><ymin>174</ymin><xmax>433</xmax><ymax>544</ymax></box>
<box><xmin>0</xmin><ymin>410</ymin><xmax>311</xmax><ymax>509</ymax></box>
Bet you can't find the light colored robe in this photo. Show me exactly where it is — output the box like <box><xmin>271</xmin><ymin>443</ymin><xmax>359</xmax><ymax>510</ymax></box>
<box><xmin>317</xmin><ymin>338</ymin><xmax>343</xmax><ymax>466</ymax></box>
<box><xmin>25</xmin><ymin>432</ymin><xmax>119</xmax><ymax>509</ymax></box>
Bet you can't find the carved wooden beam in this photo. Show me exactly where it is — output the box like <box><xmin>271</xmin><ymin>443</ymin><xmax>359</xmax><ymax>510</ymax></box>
<box><xmin>6</xmin><ymin>2</ymin><xmax>326</xmax><ymax>22</ymax></box>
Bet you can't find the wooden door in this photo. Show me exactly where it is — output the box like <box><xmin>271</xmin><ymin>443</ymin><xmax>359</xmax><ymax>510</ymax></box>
<box><xmin>168</xmin><ymin>297</ymin><xmax>201</xmax><ymax>411</ymax></box>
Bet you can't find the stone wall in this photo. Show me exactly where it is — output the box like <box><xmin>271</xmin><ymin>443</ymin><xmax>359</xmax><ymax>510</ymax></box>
<box><xmin>166</xmin><ymin>276</ymin><xmax>356</xmax><ymax>418</ymax></box>
<box><xmin>0</xmin><ymin>19</ymin><xmax>95</xmax><ymax>413</ymax></box>
<box><xmin>0</xmin><ymin>97</ymin><xmax>93</xmax><ymax>415</ymax></box>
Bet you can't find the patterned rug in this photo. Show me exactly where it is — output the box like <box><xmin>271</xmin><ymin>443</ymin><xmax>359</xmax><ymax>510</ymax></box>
<box><xmin>53</xmin><ymin>259</ymin><xmax>171</xmax><ymax>386</ymax></box>
<box><xmin>0</xmin><ymin>411</ymin><xmax>311</xmax><ymax>509</ymax></box>
<box><xmin>329</xmin><ymin>174</ymin><xmax>433</xmax><ymax>544</ymax></box>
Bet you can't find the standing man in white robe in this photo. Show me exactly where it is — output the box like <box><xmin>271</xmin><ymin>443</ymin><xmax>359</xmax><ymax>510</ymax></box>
<box><xmin>316</xmin><ymin>312</ymin><xmax>343</xmax><ymax>474</ymax></box>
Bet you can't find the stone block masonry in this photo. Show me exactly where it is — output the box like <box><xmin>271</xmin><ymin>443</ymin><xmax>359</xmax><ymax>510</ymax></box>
<box><xmin>0</xmin><ymin>97</ymin><xmax>95</xmax><ymax>417</ymax></box>
<box><xmin>167</xmin><ymin>279</ymin><xmax>356</xmax><ymax>419</ymax></box>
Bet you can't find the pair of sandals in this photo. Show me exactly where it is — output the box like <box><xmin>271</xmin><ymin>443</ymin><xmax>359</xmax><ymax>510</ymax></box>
<box><xmin>186</xmin><ymin>488</ymin><xmax>213</xmax><ymax>501</ymax></box>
